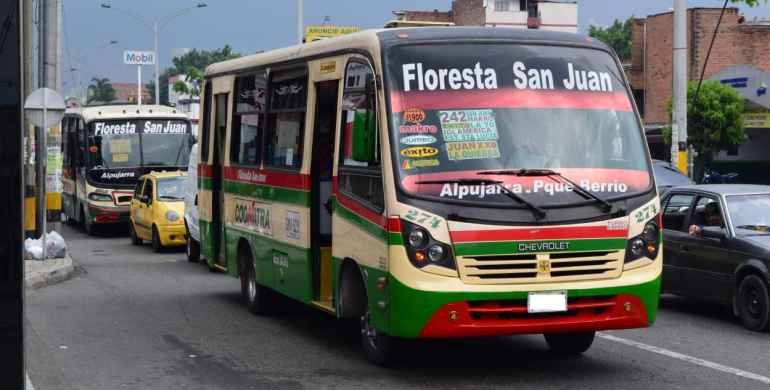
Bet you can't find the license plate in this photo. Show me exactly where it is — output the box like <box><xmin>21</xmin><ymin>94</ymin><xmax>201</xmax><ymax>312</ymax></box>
<box><xmin>527</xmin><ymin>291</ymin><xmax>567</xmax><ymax>313</ymax></box>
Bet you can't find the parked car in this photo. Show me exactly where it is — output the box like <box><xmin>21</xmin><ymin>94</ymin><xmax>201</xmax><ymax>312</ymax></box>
<box><xmin>184</xmin><ymin>143</ymin><xmax>200</xmax><ymax>262</ymax></box>
<box><xmin>652</xmin><ymin>159</ymin><xmax>693</xmax><ymax>195</ymax></box>
<box><xmin>129</xmin><ymin>171</ymin><xmax>188</xmax><ymax>252</ymax></box>
<box><xmin>661</xmin><ymin>184</ymin><xmax>770</xmax><ymax>331</ymax></box>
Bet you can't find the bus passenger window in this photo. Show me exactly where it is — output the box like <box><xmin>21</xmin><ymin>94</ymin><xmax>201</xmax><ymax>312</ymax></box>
<box><xmin>231</xmin><ymin>71</ymin><xmax>266</xmax><ymax>166</ymax></box>
<box><xmin>200</xmin><ymin>82</ymin><xmax>212</xmax><ymax>162</ymax></box>
<box><xmin>338</xmin><ymin>60</ymin><xmax>383</xmax><ymax>211</ymax></box>
<box><xmin>265</xmin><ymin>68</ymin><xmax>307</xmax><ymax>170</ymax></box>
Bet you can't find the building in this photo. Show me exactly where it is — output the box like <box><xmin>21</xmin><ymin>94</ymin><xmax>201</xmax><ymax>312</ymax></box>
<box><xmin>627</xmin><ymin>7</ymin><xmax>770</xmax><ymax>182</ymax></box>
<box><xmin>387</xmin><ymin>0</ymin><xmax>577</xmax><ymax>33</ymax></box>
<box><xmin>168</xmin><ymin>74</ymin><xmax>200</xmax><ymax>133</ymax></box>
<box><xmin>110</xmin><ymin>83</ymin><xmax>152</xmax><ymax>105</ymax></box>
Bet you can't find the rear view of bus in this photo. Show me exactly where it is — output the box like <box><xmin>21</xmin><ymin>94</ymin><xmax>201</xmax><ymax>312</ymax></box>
<box><xmin>378</xmin><ymin>29</ymin><xmax>660</xmax><ymax>357</ymax></box>
<box><xmin>62</xmin><ymin>105</ymin><xmax>194</xmax><ymax>234</ymax></box>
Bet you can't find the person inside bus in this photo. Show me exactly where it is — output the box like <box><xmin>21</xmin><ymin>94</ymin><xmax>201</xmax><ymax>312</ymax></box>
<box><xmin>689</xmin><ymin>201</ymin><xmax>723</xmax><ymax>237</ymax></box>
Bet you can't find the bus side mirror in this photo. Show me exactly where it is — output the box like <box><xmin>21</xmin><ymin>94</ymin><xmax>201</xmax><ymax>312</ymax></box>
<box><xmin>351</xmin><ymin>109</ymin><xmax>376</xmax><ymax>163</ymax></box>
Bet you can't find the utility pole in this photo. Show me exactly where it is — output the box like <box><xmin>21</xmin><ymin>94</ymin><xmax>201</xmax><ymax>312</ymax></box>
<box><xmin>672</xmin><ymin>0</ymin><xmax>688</xmax><ymax>175</ymax></box>
<box><xmin>298</xmin><ymin>0</ymin><xmax>304</xmax><ymax>44</ymax></box>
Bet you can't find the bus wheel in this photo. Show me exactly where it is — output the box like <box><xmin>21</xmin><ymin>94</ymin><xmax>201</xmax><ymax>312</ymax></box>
<box><xmin>737</xmin><ymin>274</ymin><xmax>770</xmax><ymax>332</ymax></box>
<box><xmin>129</xmin><ymin>223</ymin><xmax>142</xmax><ymax>245</ymax></box>
<box><xmin>360</xmin><ymin>307</ymin><xmax>397</xmax><ymax>366</ymax></box>
<box><xmin>81</xmin><ymin>207</ymin><xmax>94</xmax><ymax>236</ymax></box>
<box><xmin>240</xmin><ymin>249</ymin><xmax>271</xmax><ymax>315</ymax></box>
<box><xmin>151</xmin><ymin>226</ymin><xmax>163</xmax><ymax>253</ymax></box>
<box><xmin>186</xmin><ymin>236</ymin><xmax>200</xmax><ymax>263</ymax></box>
<box><xmin>544</xmin><ymin>331</ymin><xmax>595</xmax><ymax>355</ymax></box>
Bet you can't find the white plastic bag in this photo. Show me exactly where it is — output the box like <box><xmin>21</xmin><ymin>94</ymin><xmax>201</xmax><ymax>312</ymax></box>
<box><xmin>23</xmin><ymin>231</ymin><xmax>67</xmax><ymax>260</ymax></box>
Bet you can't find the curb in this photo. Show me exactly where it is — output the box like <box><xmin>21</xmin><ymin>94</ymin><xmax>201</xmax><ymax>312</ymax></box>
<box><xmin>25</xmin><ymin>255</ymin><xmax>76</xmax><ymax>291</ymax></box>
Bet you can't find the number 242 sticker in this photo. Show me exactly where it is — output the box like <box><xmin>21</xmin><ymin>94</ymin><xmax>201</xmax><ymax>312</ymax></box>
<box><xmin>405</xmin><ymin>209</ymin><xmax>441</xmax><ymax>229</ymax></box>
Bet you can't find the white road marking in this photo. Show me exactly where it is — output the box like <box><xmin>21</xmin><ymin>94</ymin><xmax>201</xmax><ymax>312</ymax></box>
<box><xmin>598</xmin><ymin>333</ymin><xmax>770</xmax><ymax>385</ymax></box>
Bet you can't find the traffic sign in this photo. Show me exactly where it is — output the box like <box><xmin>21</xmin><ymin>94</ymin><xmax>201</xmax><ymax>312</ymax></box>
<box><xmin>124</xmin><ymin>50</ymin><xmax>156</xmax><ymax>65</ymax></box>
<box><xmin>24</xmin><ymin>87</ymin><xmax>66</xmax><ymax>128</ymax></box>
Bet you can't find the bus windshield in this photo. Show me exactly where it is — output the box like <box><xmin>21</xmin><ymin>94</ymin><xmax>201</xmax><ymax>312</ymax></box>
<box><xmin>386</xmin><ymin>43</ymin><xmax>652</xmax><ymax>206</ymax></box>
<box><xmin>89</xmin><ymin>119</ymin><xmax>192</xmax><ymax>170</ymax></box>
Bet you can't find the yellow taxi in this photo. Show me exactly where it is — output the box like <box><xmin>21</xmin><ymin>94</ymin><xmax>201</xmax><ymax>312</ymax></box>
<box><xmin>129</xmin><ymin>171</ymin><xmax>187</xmax><ymax>252</ymax></box>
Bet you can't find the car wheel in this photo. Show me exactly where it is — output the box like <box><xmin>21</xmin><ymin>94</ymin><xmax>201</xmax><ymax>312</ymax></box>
<box><xmin>544</xmin><ymin>331</ymin><xmax>596</xmax><ymax>355</ymax></box>
<box><xmin>242</xmin><ymin>250</ymin><xmax>271</xmax><ymax>315</ymax></box>
<box><xmin>360</xmin><ymin>307</ymin><xmax>398</xmax><ymax>366</ymax></box>
<box><xmin>129</xmin><ymin>223</ymin><xmax>142</xmax><ymax>245</ymax></box>
<box><xmin>151</xmin><ymin>226</ymin><xmax>163</xmax><ymax>253</ymax></box>
<box><xmin>737</xmin><ymin>274</ymin><xmax>770</xmax><ymax>332</ymax></box>
<box><xmin>186</xmin><ymin>236</ymin><xmax>200</xmax><ymax>263</ymax></box>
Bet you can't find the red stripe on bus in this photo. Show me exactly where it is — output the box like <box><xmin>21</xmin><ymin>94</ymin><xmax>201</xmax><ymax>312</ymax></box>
<box><xmin>450</xmin><ymin>225</ymin><xmax>627</xmax><ymax>243</ymax></box>
<box><xmin>198</xmin><ymin>164</ymin><xmax>213</xmax><ymax>178</ymax></box>
<box><xmin>333</xmin><ymin>177</ymin><xmax>388</xmax><ymax>228</ymax></box>
<box><xmin>390</xmin><ymin>89</ymin><xmax>633</xmax><ymax>113</ymax></box>
<box><xmin>223</xmin><ymin>166</ymin><xmax>310</xmax><ymax>191</ymax></box>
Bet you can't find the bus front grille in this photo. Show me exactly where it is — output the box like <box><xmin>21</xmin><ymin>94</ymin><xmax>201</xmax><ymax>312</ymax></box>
<box><xmin>457</xmin><ymin>250</ymin><xmax>623</xmax><ymax>284</ymax></box>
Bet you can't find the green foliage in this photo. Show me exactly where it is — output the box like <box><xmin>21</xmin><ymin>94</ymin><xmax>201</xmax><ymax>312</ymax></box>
<box><xmin>160</xmin><ymin>45</ymin><xmax>241</xmax><ymax>105</ymax></box>
<box><xmin>588</xmin><ymin>17</ymin><xmax>633</xmax><ymax>59</ymax></box>
<box><xmin>87</xmin><ymin>77</ymin><xmax>116</xmax><ymax>104</ymax></box>
<box><xmin>731</xmin><ymin>0</ymin><xmax>767</xmax><ymax>6</ymax></box>
<box><xmin>663</xmin><ymin>80</ymin><xmax>745</xmax><ymax>180</ymax></box>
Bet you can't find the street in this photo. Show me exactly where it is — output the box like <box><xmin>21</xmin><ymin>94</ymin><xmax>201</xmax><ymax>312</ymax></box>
<box><xmin>26</xmin><ymin>224</ymin><xmax>770</xmax><ymax>390</ymax></box>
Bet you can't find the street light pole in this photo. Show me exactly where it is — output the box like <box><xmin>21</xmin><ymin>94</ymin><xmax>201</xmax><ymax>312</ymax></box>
<box><xmin>154</xmin><ymin>21</ymin><xmax>159</xmax><ymax>105</ymax></box>
<box><xmin>298</xmin><ymin>0</ymin><xmax>304</xmax><ymax>44</ymax></box>
<box><xmin>672</xmin><ymin>0</ymin><xmax>688</xmax><ymax>175</ymax></box>
<box><xmin>100</xmin><ymin>2</ymin><xmax>207</xmax><ymax>105</ymax></box>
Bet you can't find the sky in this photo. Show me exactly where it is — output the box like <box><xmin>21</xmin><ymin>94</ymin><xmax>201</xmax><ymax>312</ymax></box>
<box><xmin>61</xmin><ymin>0</ymin><xmax>769</xmax><ymax>96</ymax></box>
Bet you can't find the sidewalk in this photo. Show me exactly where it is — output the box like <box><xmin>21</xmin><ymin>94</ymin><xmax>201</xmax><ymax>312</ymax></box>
<box><xmin>25</xmin><ymin>255</ymin><xmax>75</xmax><ymax>291</ymax></box>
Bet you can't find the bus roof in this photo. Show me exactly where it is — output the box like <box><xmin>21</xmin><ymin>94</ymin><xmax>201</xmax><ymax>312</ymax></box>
<box><xmin>205</xmin><ymin>27</ymin><xmax>611</xmax><ymax>78</ymax></box>
<box><xmin>65</xmin><ymin>104</ymin><xmax>191</xmax><ymax>123</ymax></box>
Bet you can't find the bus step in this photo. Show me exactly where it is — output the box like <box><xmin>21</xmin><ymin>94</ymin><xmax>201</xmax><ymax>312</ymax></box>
<box><xmin>310</xmin><ymin>300</ymin><xmax>335</xmax><ymax>314</ymax></box>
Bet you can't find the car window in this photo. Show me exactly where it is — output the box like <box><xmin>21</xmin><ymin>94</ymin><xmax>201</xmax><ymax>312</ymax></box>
<box><xmin>142</xmin><ymin>179</ymin><xmax>154</xmax><ymax>203</ymax></box>
<box><xmin>134</xmin><ymin>179</ymin><xmax>145</xmax><ymax>198</ymax></box>
<box><xmin>691</xmin><ymin>196</ymin><xmax>724</xmax><ymax>229</ymax></box>
<box><xmin>663</xmin><ymin>194</ymin><xmax>695</xmax><ymax>232</ymax></box>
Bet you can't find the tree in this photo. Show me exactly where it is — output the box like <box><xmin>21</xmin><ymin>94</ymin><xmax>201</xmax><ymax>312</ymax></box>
<box><xmin>87</xmin><ymin>77</ymin><xmax>116</xmax><ymax>104</ymax></box>
<box><xmin>588</xmin><ymin>17</ymin><xmax>633</xmax><ymax>60</ymax></box>
<box><xmin>172</xmin><ymin>67</ymin><xmax>203</xmax><ymax>98</ymax></box>
<box><xmin>732</xmin><ymin>0</ymin><xmax>767</xmax><ymax>6</ymax></box>
<box><xmin>663</xmin><ymin>80</ymin><xmax>746</xmax><ymax>182</ymax></box>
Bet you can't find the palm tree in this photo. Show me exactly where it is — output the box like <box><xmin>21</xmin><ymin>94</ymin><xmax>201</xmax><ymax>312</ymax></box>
<box><xmin>87</xmin><ymin>77</ymin><xmax>117</xmax><ymax>104</ymax></box>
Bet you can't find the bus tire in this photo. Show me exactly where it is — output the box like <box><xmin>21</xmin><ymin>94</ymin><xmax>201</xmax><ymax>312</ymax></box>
<box><xmin>544</xmin><ymin>331</ymin><xmax>595</xmax><ymax>355</ymax></box>
<box><xmin>151</xmin><ymin>225</ymin><xmax>163</xmax><ymax>253</ymax></box>
<box><xmin>360</xmin><ymin>305</ymin><xmax>398</xmax><ymax>366</ymax></box>
<box><xmin>81</xmin><ymin>206</ymin><xmax>94</xmax><ymax>236</ymax></box>
<box><xmin>186</xmin><ymin>236</ymin><xmax>200</xmax><ymax>263</ymax></box>
<box><xmin>129</xmin><ymin>222</ymin><xmax>142</xmax><ymax>245</ymax></box>
<box><xmin>240</xmin><ymin>248</ymin><xmax>271</xmax><ymax>315</ymax></box>
<box><xmin>737</xmin><ymin>274</ymin><xmax>770</xmax><ymax>332</ymax></box>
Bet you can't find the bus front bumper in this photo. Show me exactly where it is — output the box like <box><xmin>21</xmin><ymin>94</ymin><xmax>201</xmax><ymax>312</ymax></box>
<box><xmin>387</xmin><ymin>266</ymin><xmax>661</xmax><ymax>339</ymax></box>
<box><xmin>88</xmin><ymin>204</ymin><xmax>130</xmax><ymax>224</ymax></box>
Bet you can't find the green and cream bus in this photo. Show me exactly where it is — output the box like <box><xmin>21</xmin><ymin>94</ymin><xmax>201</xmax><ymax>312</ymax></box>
<box><xmin>62</xmin><ymin>105</ymin><xmax>194</xmax><ymax>234</ymax></box>
<box><xmin>198</xmin><ymin>28</ymin><xmax>662</xmax><ymax>364</ymax></box>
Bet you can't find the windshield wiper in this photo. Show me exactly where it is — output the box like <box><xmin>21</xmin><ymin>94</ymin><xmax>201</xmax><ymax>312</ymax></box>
<box><xmin>478</xmin><ymin>169</ymin><xmax>615</xmax><ymax>214</ymax></box>
<box><xmin>415</xmin><ymin>178</ymin><xmax>546</xmax><ymax>220</ymax></box>
<box><xmin>736</xmin><ymin>224</ymin><xmax>770</xmax><ymax>232</ymax></box>
<box><xmin>159</xmin><ymin>195</ymin><xmax>184</xmax><ymax>201</ymax></box>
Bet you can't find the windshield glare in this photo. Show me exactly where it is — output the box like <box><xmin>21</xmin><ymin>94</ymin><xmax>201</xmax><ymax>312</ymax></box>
<box><xmin>156</xmin><ymin>177</ymin><xmax>186</xmax><ymax>200</ymax></box>
<box><xmin>727</xmin><ymin>194</ymin><xmax>770</xmax><ymax>233</ymax></box>
<box><xmin>89</xmin><ymin>119</ymin><xmax>192</xmax><ymax>169</ymax></box>
<box><xmin>387</xmin><ymin>44</ymin><xmax>651</xmax><ymax>205</ymax></box>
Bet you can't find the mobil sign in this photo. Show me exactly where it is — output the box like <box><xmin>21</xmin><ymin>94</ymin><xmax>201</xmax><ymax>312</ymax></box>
<box><xmin>124</xmin><ymin>50</ymin><xmax>156</xmax><ymax>65</ymax></box>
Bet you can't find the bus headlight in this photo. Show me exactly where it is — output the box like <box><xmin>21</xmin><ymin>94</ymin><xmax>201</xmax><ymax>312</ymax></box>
<box><xmin>401</xmin><ymin>219</ymin><xmax>455</xmax><ymax>270</ymax></box>
<box><xmin>166</xmin><ymin>210</ymin><xmax>180</xmax><ymax>222</ymax></box>
<box><xmin>625</xmin><ymin>216</ymin><xmax>660</xmax><ymax>263</ymax></box>
<box><xmin>88</xmin><ymin>192</ymin><xmax>113</xmax><ymax>202</ymax></box>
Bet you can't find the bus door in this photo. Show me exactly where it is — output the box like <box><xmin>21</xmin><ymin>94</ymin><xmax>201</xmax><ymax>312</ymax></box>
<box><xmin>310</xmin><ymin>79</ymin><xmax>340</xmax><ymax>307</ymax></box>
<box><xmin>212</xmin><ymin>93</ymin><xmax>229</xmax><ymax>266</ymax></box>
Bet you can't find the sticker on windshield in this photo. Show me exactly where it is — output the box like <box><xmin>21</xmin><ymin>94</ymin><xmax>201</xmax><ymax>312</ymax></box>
<box><xmin>112</xmin><ymin>153</ymin><xmax>129</xmax><ymax>163</ymax></box>
<box><xmin>402</xmin><ymin>159</ymin><xmax>440</xmax><ymax>170</ymax></box>
<box><xmin>439</xmin><ymin>109</ymin><xmax>498</xmax><ymax>142</ymax></box>
<box><xmin>400</xmin><ymin>135</ymin><xmax>437</xmax><ymax>146</ymax></box>
<box><xmin>404</xmin><ymin>108</ymin><xmax>426</xmax><ymax>123</ymax></box>
<box><xmin>401</xmin><ymin>146</ymin><xmax>438</xmax><ymax>158</ymax></box>
<box><xmin>446</xmin><ymin>141</ymin><xmax>500</xmax><ymax>161</ymax></box>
